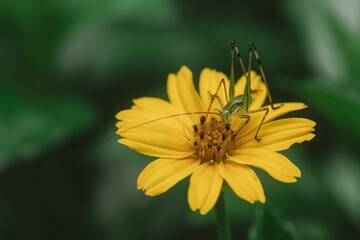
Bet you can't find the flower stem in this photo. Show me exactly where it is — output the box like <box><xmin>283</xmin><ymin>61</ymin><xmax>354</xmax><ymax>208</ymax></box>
<box><xmin>215</xmin><ymin>191</ymin><xmax>232</xmax><ymax>240</ymax></box>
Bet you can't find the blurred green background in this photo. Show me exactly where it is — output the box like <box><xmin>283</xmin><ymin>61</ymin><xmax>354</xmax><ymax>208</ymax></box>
<box><xmin>1</xmin><ymin>0</ymin><xmax>360</xmax><ymax>239</ymax></box>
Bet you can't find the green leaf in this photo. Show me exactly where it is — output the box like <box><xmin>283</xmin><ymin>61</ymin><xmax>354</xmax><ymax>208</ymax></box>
<box><xmin>249</xmin><ymin>205</ymin><xmax>297</xmax><ymax>240</ymax></box>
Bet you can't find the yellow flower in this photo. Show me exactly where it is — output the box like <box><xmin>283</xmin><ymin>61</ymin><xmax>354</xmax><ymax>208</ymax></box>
<box><xmin>116</xmin><ymin>66</ymin><xmax>315</xmax><ymax>215</ymax></box>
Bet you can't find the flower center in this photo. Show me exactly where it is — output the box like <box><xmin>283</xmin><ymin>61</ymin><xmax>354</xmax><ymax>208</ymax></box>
<box><xmin>192</xmin><ymin>116</ymin><xmax>236</xmax><ymax>163</ymax></box>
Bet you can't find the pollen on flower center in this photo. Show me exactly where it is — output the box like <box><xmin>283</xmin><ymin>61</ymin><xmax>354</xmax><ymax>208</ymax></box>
<box><xmin>192</xmin><ymin>116</ymin><xmax>236</xmax><ymax>163</ymax></box>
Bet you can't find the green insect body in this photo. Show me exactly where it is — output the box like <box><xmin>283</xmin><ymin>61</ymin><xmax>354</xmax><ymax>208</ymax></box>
<box><xmin>206</xmin><ymin>41</ymin><xmax>280</xmax><ymax>141</ymax></box>
<box><xmin>219</xmin><ymin>95</ymin><xmax>253</xmax><ymax>125</ymax></box>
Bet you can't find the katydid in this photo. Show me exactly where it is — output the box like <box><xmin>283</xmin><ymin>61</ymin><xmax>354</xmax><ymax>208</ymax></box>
<box><xmin>205</xmin><ymin>41</ymin><xmax>281</xmax><ymax>141</ymax></box>
<box><xmin>120</xmin><ymin>41</ymin><xmax>281</xmax><ymax>141</ymax></box>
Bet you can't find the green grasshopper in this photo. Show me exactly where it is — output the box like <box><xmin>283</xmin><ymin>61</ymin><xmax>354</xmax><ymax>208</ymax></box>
<box><xmin>205</xmin><ymin>41</ymin><xmax>281</xmax><ymax>141</ymax></box>
<box><xmin>121</xmin><ymin>41</ymin><xmax>281</xmax><ymax>141</ymax></box>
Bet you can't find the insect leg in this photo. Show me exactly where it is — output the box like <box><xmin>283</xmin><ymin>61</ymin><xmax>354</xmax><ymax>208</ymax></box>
<box><xmin>248</xmin><ymin>43</ymin><xmax>280</xmax><ymax>110</ymax></box>
<box><xmin>246</xmin><ymin>107</ymin><xmax>269</xmax><ymax>141</ymax></box>
<box><xmin>230</xmin><ymin>40</ymin><xmax>247</xmax><ymax>76</ymax></box>
<box><xmin>205</xmin><ymin>78</ymin><xmax>227</xmax><ymax>120</ymax></box>
<box><xmin>241</xmin><ymin>43</ymin><xmax>254</xmax><ymax>113</ymax></box>
<box><xmin>232</xmin><ymin>106</ymin><xmax>269</xmax><ymax>142</ymax></box>
<box><xmin>231</xmin><ymin>114</ymin><xmax>251</xmax><ymax>143</ymax></box>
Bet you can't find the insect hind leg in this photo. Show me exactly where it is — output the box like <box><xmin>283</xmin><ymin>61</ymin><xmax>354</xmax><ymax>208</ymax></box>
<box><xmin>248</xmin><ymin>43</ymin><xmax>281</xmax><ymax>111</ymax></box>
<box><xmin>233</xmin><ymin>107</ymin><xmax>269</xmax><ymax>142</ymax></box>
<box><xmin>231</xmin><ymin>114</ymin><xmax>251</xmax><ymax>143</ymax></box>
<box><xmin>249</xmin><ymin>107</ymin><xmax>269</xmax><ymax>141</ymax></box>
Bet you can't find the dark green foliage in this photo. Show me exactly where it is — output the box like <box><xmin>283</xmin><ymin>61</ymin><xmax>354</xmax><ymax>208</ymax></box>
<box><xmin>249</xmin><ymin>205</ymin><xmax>296</xmax><ymax>240</ymax></box>
<box><xmin>0</xmin><ymin>0</ymin><xmax>359</xmax><ymax>239</ymax></box>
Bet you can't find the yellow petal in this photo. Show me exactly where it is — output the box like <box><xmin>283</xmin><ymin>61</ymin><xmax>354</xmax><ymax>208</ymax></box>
<box><xmin>116</xmin><ymin>96</ymin><xmax>197</xmax><ymax>130</ymax></box>
<box><xmin>218</xmin><ymin>161</ymin><xmax>265</xmax><ymax>204</ymax></box>
<box><xmin>264</xmin><ymin>102</ymin><xmax>308</xmax><ymax>123</ymax></box>
<box><xmin>119</xmin><ymin>138</ymin><xmax>192</xmax><ymax>158</ymax></box>
<box><xmin>116</xmin><ymin>108</ymin><xmax>171</xmax><ymax>125</ymax></box>
<box><xmin>229</xmin><ymin>148</ymin><xmax>301</xmax><ymax>183</ymax></box>
<box><xmin>117</xmin><ymin>111</ymin><xmax>192</xmax><ymax>138</ymax></box>
<box><xmin>118</xmin><ymin>118</ymin><xmax>192</xmax><ymax>147</ymax></box>
<box><xmin>167</xmin><ymin>66</ymin><xmax>205</xmax><ymax>122</ymax></box>
<box><xmin>238</xmin><ymin>118</ymin><xmax>316</xmax><ymax>151</ymax></box>
<box><xmin>199</xmin><ymin>68</ymin><xmax>230</xmax><ymax>111</ymax></box>
<box><xmin>132</xmin><ymin>97</ymin><xmax>178</xmax><ymax>114</ymax></box>
<box><xmin>231</xmin><ymin>102</ymin><xmax>309</xmax><ymax>139</ymax></box>
<box><xmin>188</xmin><ymin>162</ymin><xmax>223</xmax><ymax>215</ymax></box>
<box><xmin>137</xmin><ymin>158</ymin><xmax>199</xmax><ymax>196</ymax></box>
<box><xmin>116</xmin><ymin>108</ymin><xmax>172</xmax><ymax>126</ymax></box>
<box><xmin>116</xmin><ymin>109</ymin><xmax>195</xmax><ymax>135</ymax></box>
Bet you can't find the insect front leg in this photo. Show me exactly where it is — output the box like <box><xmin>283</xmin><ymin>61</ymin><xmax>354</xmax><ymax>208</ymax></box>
<box><xmin>205</xmin><ymin>78</ymin><xmax>227</xmax><ymax>120</ymax></box>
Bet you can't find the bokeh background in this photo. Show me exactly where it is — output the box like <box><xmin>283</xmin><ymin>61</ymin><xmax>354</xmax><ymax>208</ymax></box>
<box><xmin>1</xmin><ymin>0</ymin><xmax>360</xmax><ymax>239</ymax></box>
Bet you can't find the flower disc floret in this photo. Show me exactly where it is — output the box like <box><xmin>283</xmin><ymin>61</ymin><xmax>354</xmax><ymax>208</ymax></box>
<box><xmin>192</xmin><ymin>116</ymin><xmax>236</xmax><ymax>163</ymax></box>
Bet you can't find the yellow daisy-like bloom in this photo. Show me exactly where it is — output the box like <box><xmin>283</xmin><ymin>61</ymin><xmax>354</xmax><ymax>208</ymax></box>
<box><xmin>116</xmin><ymin>66</ymin><xmax>315</xmax><ymax>215</ymax></box>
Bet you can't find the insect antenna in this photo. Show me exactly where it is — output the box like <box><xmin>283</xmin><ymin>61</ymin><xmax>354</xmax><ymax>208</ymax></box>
<box><xmin>119</xmin><ymin>111</ymin><xmax>220</xmax><ymax>133</ymax></box>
